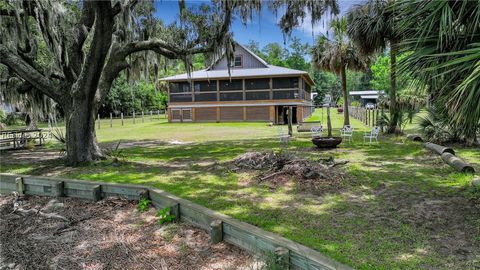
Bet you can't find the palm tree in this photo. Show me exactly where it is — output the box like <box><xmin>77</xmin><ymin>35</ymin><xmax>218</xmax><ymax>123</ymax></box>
<box><xmin>312</xmin><ymin>18</ymin><xmax>370</xmax><ymax>126</ymax></box>
<box><xmin>346</xmin><ymin>0</ymin><xmax>401</xmax><ymax>133</ymax></box>
<box><xmin>394</xmin><ymin>0</ymin><xmax>480</xmax><ymax>144</ymax></box>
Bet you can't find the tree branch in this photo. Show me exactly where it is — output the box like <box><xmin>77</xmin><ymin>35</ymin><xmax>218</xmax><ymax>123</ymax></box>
<box><xmin>112</xmin><ymin>0</ymin><xmax>139</xmax><ymax>16</ymax></box>
<box><xmin>73</xmin><ymin>1</ymin><xmax>114</xmax><ymax>100</ymax></box>
<box><xmin>65</xmin><ymin>1</ymin><xmax>95</xmax><ymax>80</ymax></box>
<box><xmin>0</xmin><ymin>45</ymin><xmax>64</xmax><ymax>102</ymax></box>
<box><xmin>0</xmin><ymin>9</ymin><xmax>20</xmax><ymax>16</ymax></box>
<box><xmin>121</xmin><ymin>39</ymin><xmax>179</xmax><ymax>58</ymax></box>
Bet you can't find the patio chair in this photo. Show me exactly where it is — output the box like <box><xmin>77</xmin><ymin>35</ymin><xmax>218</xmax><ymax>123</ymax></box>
<box><xmin>310</xmin><ymin>126</ymin><xmax>323</xmax><ymax>138</ymax></box>
<box><xmin>340</xmin><ymin>125</ymin><xmax>354</xmax><ymax>142</ymax></box>
<box><xmin>364</xmin><ymin>126</ymin><xmax>380</xmax><ymax>143</ymax></box>
<box><xmin>278</xmin><ymin>127</ymin><xmax>290</xmax><ymax>146</ymax></box>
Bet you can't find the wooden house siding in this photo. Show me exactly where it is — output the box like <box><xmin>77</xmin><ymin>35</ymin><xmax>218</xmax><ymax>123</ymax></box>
<box><xmin>220</xmin><ymin>107</ymin><xmax>244</xmax><ymax>121</ymax></box>
<box><xmin>195</xmin><ymin>107</ymin><xmax>217</xmax><ymax>122</ymax></box>
<box><xmin>211</xmin><ymin>45</ymin><xmax>267</xmax><ymax>70</ymax></box>
<box><xmin>246</xmin><ymin>106</ymin><xmax>270</xmax><ymax>121</ymax></box>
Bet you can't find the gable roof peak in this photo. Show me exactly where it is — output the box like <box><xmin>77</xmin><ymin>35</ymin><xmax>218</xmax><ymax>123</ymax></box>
<box><xmin>206</xmin><ymin>41</ymin><xmax>269</xmax><ymax>71</ymax></box>
<box><xmin>235</xmin><ymin>43</ymin><xmax>268</xmax><ymax>67</ymax></box>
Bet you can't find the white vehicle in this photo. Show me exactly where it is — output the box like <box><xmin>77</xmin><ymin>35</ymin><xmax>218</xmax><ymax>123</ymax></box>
<box><xmin>365</xmin><ymin>103</ymin><xmax>375</xmax><ymax>109</ymax></box>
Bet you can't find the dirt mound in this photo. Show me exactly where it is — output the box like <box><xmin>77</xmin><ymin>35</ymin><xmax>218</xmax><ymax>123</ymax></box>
<box><xmin>0</xmin><ymin>195</ymin><xmax>258</xmax><ymax>270</ymax></box>
<box><xmin>232</xmin><ymin>151</ymin><xmax>347</xmax><ymax>193</ymax></box>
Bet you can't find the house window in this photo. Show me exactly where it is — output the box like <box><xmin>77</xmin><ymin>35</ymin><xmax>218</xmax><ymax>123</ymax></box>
<box><xmin>246</xmin><ymin>91</ymin><xmax>270</xmax><ymax>100</ymax></box>
<box><xmin>220</xmin><ymin>92</ymin><xmax>243</xmax><ymax>101</ymax></box>
<box><xmin>194</xmin><ymin>81</ymin><xmax>217</xmax><ymax>92</ymax></box>
<box><xmin>234</xmin><ymin>55</ymin><xmax>243</xmax><ymax>68</ymax></box>
<box><xmin>194</xmin><ymin>93</ymin><xmax>217</xmax><ymax>101</ymax></box>
<box><xmin>245</xmin><ymin>78</ymin><xmax>270</xmax><ymax>90</ymax></box>
<box><xmin>273</xmin><ymin>90</ymin><xmax>298</xmax><ymax>99</ymax></box>
<box><xmin>272</xmin><ymin>77</ymin><xmax>299</xmax><ymax>89</ymax></box>
<box><xmin>169</xmin><ymin>82</ymin><xmax>191</xmax><ymax>93</ymax></box>
<box><xmin>219</xmin><ymin>79</ymin><xmax>243</xmax><ymax>91</ymax></box>
<box><xmin>169</xmin><ymin>93</ymin><xmax>192</xmax><ymax>102</ymax></box>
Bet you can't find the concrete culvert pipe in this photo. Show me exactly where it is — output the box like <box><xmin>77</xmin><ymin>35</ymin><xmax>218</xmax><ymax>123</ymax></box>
<box><xmin>406</xmin><ymin>134</ymin><xmax>423</xmax><ymax>142</ymax></box>
<box><xmin>441</xmin><ymin>152</ymin><xmax>475</xmax><ymax>173</ymax></box>
<box><xmin>425</xmin><ymin>142</ymin><xmax>455</xmax><ymax>155</ymax></box>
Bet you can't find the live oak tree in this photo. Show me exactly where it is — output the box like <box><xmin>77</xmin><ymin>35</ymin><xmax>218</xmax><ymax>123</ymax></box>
<box><xmin>0</xmin><ymin>0</ymin><xmax>338</xmax><ymax>164</ymax></box>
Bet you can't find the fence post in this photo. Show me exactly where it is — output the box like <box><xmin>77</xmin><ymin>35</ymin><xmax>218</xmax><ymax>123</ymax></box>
<box><xmin>133</xmin><ymin>111</ymin><xmax>136</xmax><ymax>124</ymax></box>
<box><xmin>121</xmin><ymin>112</ymin><xmax>124</xmax><ymax>126</ymax></box>
<box><xmin>142</xmin><ymin>111</ymin><xmax>144</xmax><ymax>123</ymax></box>
<box><xmin>110</xmin><ymin>113</ymin><xmax>113</xmax><ymax>128</ymax></box>
<box><xmin>274</xmin><ymin>247</ymin><xmax>290</xmax><ymax>269</ymax></box>
<box><xmin>97</xmin><ymin>114</ymin><xmax>100</xmax><ymax>129</ymax></box>
<box><xmin>369</xmin><ymin>109</ymin><xmax>372</xmax><ymax>126</ymax></box>
<box><xmin>150</xmin><ymin>110</ymin><xmax>153</xmax><ymax>121</ymax></box>
<box><xmin>53</xmin><ymin>181</ymin><xmax>64</xmax><ymax>197</ymax></box>
<box><xmin>380</xmin><ymin>108</ymin><xmax>384</xmax><ymax>132</ymax></box>
<box><xmin>15</xmin><ymin>177</ymin><xmax>24</xmax><ymax>196</ymax></box>
<box><xmin>372</xmin><ymin>109</ymin><xmax>375</xmax><ymax>126</ymax></box>
<box><xmin>209</xmin><ymin>220</ymin><xmax>223</xmax><ymax>244</ymax></box>
<box><xmin>157</xmin><ymin>110</ymin><xmax>160</xmax><ymax>120</ymax></box>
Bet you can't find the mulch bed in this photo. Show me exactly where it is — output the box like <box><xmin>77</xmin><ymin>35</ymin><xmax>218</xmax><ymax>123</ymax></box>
<box><xmin>0</xmin><ymin>195</ymin><xmax>259</xmax><ymax>270</ymax></box>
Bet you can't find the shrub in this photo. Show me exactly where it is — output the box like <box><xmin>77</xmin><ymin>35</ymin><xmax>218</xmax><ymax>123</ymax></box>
<box><xmin>156</xmin><ymin>207</ymin><xmax>176</xmax><ymax>224</ymax></box>
<box><xmin>351</xmin><ymin>101</ymin><xmax>361</xmax><ymax>107</ymax></box>
<box><xmin>137</xmin><ymin>198</ymin><xmax>151</xmax><ymax>213</ymax></box>
<box><xmin>419</xmin><ymin>107</ymin><xmax>461</xmax><ymax>144</ymax></box>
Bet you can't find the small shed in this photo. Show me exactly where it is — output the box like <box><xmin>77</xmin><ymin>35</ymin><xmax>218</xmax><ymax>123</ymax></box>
<box><xmin>349</xmin><ymin>90</ymin><xmax>385</xmax><ymax>106</ymax></box>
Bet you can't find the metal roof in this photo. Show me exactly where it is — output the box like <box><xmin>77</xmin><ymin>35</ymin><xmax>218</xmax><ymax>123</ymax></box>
<box><xmin>161</xmin><ymin>65</ymin><xmax>314</xmax><ymax>85</ymax></box>
<box><xmin>160</xmin><ymin>42</ymin><xmax>314</xmax><ymax>85</ymax></box>
<box><xmin>350</xmin><ymin>90</ymin><xmax>385</xmax><ymax>96</ymax></box>
<box><xmin>360</xmin><ymin>95</ymin><xmax>379</xmax><ymax>99</ymax></box>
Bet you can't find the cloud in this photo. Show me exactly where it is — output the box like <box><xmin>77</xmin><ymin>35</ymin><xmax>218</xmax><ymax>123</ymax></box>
<box><xmin>273</xmin><ymin>8</ymin><xmax>336</xmax><ymax>39</ymax></box>
<box><xmin>297</xmin><ymin>11</ymin><xmax>334</xmax><ymax>38</ymax></box>
<box><xmin>295</xmin><ymin>0</ymin><xmax>366</xmax><ymax>38</ymax></box>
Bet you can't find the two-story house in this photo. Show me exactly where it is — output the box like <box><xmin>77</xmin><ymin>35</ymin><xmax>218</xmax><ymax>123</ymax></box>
<box><xmin>161</xmin><ymin>43</ymin><xmax>314</xmax><ymax>124</ymax></box>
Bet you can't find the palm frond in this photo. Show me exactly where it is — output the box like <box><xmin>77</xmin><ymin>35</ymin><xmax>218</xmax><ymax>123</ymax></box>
<box><xmin>396</xmin><ymin>0</ymin><xmax>480</xmax><ymax>140</ymax></box>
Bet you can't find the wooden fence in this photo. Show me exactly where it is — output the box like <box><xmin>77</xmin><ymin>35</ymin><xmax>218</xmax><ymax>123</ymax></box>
<box><xmin>348</xmin><ymin>106</ymin><xmax>379</xmax><ymax>127</ymax></box>
<box><xmin>0</xmin><ymin>173</ymin><xmax>354</xmax><ymax>270</ymax></box>
<box><xmin>95</xmin><ymin>110</ymin><xmax>167</xmax><ymax>129</ymax></box>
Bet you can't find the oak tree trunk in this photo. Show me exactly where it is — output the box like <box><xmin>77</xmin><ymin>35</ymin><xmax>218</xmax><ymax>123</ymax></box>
<box><xmin>387</xmin><ymin>41</ymin><xmax>400</xmax><ymax>134</ymax></box>
<box><xmin>25</xmin><ymin>112</ymin><xmax>38</xmax><ymax>130</ymax></box>
<box><xmin>341</xmin><ymin>66</ymin><xmax>350</xmax><ymax>126</ymax></box>
<box><xmin>64</xmin><ymin>101</ymin><xmax>104</xmax><ymax>165</ymax></box>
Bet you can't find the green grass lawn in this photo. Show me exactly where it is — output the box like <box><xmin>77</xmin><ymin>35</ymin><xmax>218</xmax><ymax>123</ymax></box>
<box><xmin>1</xmin><ymin>109</ymin><xmax>479</xmax><ymax>270</ymax></box>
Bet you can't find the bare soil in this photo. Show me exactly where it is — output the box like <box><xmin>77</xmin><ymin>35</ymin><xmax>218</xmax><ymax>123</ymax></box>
<box><xmin>0</xmin><ymin>195</ymin><xmax>260</xmax><ymax>270</ymax></box>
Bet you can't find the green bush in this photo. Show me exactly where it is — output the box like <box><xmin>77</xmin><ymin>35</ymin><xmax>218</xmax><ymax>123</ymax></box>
<box><xmin>156</xmin><ymin>207</ymin><xmax>176</xmax><ymax>224</ymax></box>
<box><xmin>137</xmin><ymin>198</ymin><xmax>151</xmax><ymax>213</ymax></box>
<box><xmin>351</xmin><ymin>101</ymin><xmax>361</xmax><ymax>107</ymax></box>
<box><xmin>100</xmin><ymin>74</ymin><xmax>167</xmax><ymax>116</ymax></box>
<box><xmin>337</xmin><ymin>97</ymin><xmax>344</xmax><ymax>106</ymax></box>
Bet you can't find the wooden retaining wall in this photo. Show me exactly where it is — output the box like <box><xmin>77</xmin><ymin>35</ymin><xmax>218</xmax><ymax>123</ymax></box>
<box><xmin>0</xmin><ymin>173</ymin><xmax>354</xmax><ymax>270</ymax></box>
